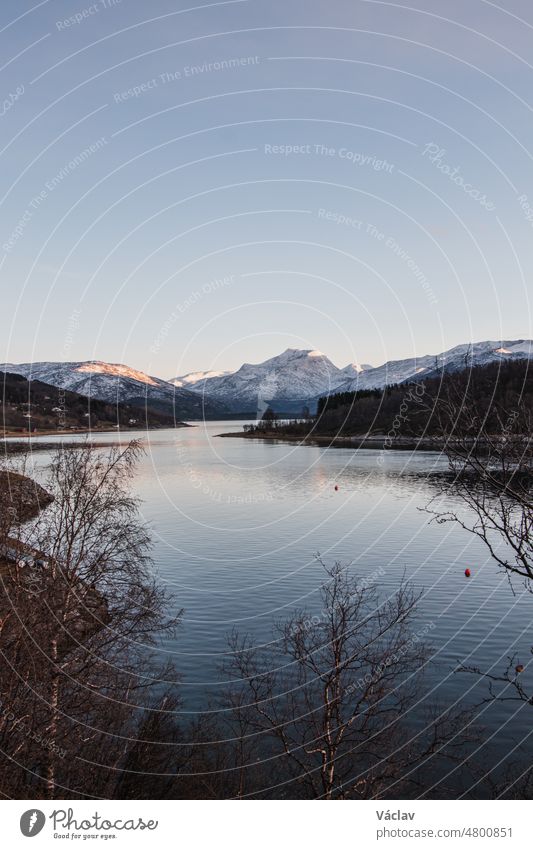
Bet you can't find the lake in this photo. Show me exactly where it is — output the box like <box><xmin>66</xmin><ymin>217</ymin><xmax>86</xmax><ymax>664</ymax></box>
<box><xmin>13</xmin><ymin>421</ymin><xmax>533</xmax><ymax>783</ymax></box>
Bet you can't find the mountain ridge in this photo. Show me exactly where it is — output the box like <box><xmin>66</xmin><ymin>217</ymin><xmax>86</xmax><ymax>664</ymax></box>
<box><xmin>333</xmin><ymin>339</ymin><xmax>533</xmax><ymax>395</ymax></box>
<box><xmin>3</xmin><ymin>340</ymin><xmax>532</xmax><ymax>417</ymax></box>
<box><xmin>169</xmin><ymin>340</ymin><xmax>533</xmax><ymax>411</ymax></box>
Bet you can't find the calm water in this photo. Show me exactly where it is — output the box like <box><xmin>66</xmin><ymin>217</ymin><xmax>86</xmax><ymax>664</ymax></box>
<box><xmin>15</xmin><ymin>422</ymin><xmax>533</xmax><ymax>772</ymax></box>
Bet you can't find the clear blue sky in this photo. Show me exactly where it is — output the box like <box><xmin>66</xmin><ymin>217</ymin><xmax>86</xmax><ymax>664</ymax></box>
<box><xmin>1</xmin><ymin>0</ymin><xmax>532</xmax><ymax>379</ymax></box>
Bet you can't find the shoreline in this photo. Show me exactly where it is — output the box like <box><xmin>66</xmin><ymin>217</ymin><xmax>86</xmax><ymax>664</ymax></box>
<box><xmin>1</xmin><ymin>423</ymin><xmax>190</xmax><ymax>439</ymax></box>
<box><xmin>1</xmin><ymin>424</ymin><xmax>190</xmax><ymax>453</ymax></box>
<box><xmin>216</xmin><ymin>430</ymin><xmax>446</xmax><ymax>452</ymax></box>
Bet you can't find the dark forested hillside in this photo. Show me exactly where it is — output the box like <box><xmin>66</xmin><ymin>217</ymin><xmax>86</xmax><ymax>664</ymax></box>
<box><xmin>248</xmin><ymin>360</ymin><xmax>533</xmax><ymax>439</ymax></box>
<box><xmin>1</xmin><ymin>372</ymin><xmax>185</xmax><ymax>433</ymax></box>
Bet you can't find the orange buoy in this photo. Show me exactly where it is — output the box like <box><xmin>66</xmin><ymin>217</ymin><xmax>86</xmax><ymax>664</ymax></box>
<box><xmin>516</xmin><ymin>664</ymin><xmax>524</xmax><ymax>674</ymax></box>
<box><xmin>334</xmin><ymin>484</ymin><xmax>339</xmax><ymax>491</ymax></box>
<box><xmin>464</xmin><ymin>568</ymin><xmax>471</xmax><ymax>578</ymax></box>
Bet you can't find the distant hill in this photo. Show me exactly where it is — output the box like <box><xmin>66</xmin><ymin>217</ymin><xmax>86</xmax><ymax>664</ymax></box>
<box><xmin>0</xmin><ymin>360</ymin><xmax>228</xmax><ymax>420</ymax></box>
<box><xmin>0</xmin><ymin>372</ymin><xmax>187</xmax><ymax>434</ymax></box>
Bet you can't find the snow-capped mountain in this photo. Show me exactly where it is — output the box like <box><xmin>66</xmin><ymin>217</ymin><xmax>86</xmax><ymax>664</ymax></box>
<box><xmin>170</xmin><ymin>369</ymin><xmax>233</xmax><ymax>388</ymax></box>
<box><xmin>4</xmin><ymin>340</ymin><xmax>531</xmax><ymax>419</ymax></box>
<box><xmin>180</xmin><ymin>348</ymin><xmax>347</xmax><ymax>411</ymax></box>
<box><xmin>333</xmin><ymin>340</ymin><xmax>533</xmax><ymax>394</ymax></box>
<box><xmin>0</xmin><ymin>360</ymin><xmax>226</xmax><ymax>418</ymax></box>
<box><xmin>174</xmin><ymin>340</ymin><xmax>533</xmax><ymax>411</ymax></box>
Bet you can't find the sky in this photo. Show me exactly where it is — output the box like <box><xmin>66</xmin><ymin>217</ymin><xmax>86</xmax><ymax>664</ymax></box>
<box><xmin>1</xmin><ymin>0</ymin><xmax>532</xmax><ymax>379</ymax></box>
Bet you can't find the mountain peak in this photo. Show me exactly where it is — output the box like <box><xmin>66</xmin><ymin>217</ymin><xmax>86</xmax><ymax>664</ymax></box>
<box><xmin>278</xmin><ymin>347</ymin><xmax>328</xmax><ymax>360</ymax></box>
<box><xmin>342</xmin><ymin>362</ymin><xmax>372</xmax><ymax>376</ymax></box>
<box><xmin>177</xmin><ymin>346</ymin><xmax>344</xmax><ymax>410</ymax></box>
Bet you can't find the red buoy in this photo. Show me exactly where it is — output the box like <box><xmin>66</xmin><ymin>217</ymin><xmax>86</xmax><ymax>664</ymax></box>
<box><xmin>515</xmin><ymin>664</ymin><xmax>524</xmax><ymax>674</ymax></box>
<box><xmin>464</xmin><ymin>568</ymin><xmax>471</xmax><ymax>578</ymax></box>
<box><xmin>334</xmin><ymin>484</ymin><xmax>339</xmax><ymax>491</ymax></box>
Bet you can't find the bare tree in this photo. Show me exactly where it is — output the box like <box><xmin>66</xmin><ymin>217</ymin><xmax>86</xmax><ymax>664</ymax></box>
<box><xmin>420</xmin><ymin>364</ymin><xmax>533</xmax><ymax>750</ymax></box>
<box><xmin>0</xmin><ymin>442</ymin><xmax>182</xmax><ymax>799</ymax></box>
<box><xmin>215</xmin><ymin>560</ymin><xmax>474</xmax><ymax>799</ymax></box>
<box><xmin>421</xmin><ymin>365</ymin><xmax>533</xmax><ymax>586</ymax></box>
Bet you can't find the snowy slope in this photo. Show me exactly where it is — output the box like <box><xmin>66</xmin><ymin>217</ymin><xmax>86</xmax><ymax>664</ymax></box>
<box><xmin>180</xmin><ymin>348</ymin><xmax>347</xmax><ymax>409</ymax></box>
<box><xmin>333</xmin><ymin>340</ymin><xmax>533</xmax><ymax>393</ymax></box>
<box><xmin>170</xmin><ymin>369</ymin><xmax>233</xmax><ymax>387</ymax></box>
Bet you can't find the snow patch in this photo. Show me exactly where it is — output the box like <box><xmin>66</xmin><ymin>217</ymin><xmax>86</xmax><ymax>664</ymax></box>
<box><xmin>171</xmin><ymin>369</ymin><xmax>233</xmax><ymax>387</ymax></box>
<box><xmin>76</xmin><ymin>362</ymin><xmax>159</xmax><ymax>386</ymax></box>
